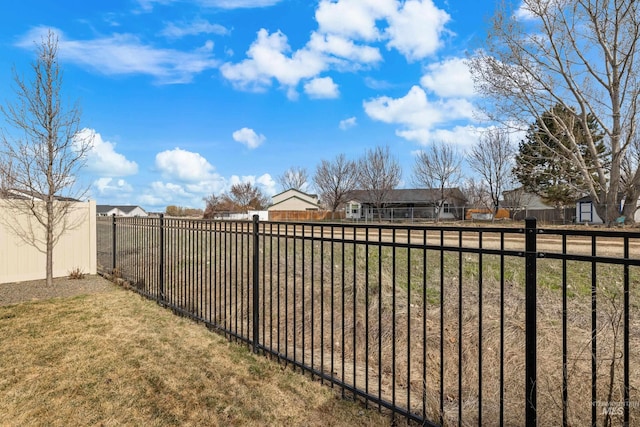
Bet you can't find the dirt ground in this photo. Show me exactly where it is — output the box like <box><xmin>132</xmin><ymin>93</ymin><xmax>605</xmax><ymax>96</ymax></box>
<box><xmin>0</xmin><ymin>275</ymin><xmax>116</xmax><ymax>306</ymax></box>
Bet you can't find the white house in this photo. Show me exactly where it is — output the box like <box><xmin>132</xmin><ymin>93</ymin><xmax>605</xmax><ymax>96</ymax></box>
<box><xmin>268</xmin><ymin>189</ymin><xmax>322</xmax><ymax>211</ymax></box>
<box><xmin>576</xmin><ymin>196</ymin><xmax>640</xmax><ymax>224</ymax></box>
<box><xmin>97</xmin><ymin>205</ymin><xmax>148</xmax><ymax>217</ymax></box>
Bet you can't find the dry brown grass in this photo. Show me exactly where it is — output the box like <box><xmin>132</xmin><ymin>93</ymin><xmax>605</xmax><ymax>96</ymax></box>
<box><xmin>96</xmin><ymin>219</ymin><xmax>640</xmax><ymax>425</ymax></box>
<box><xmin>0</xmin><ymin>286</ymin><xmax>392</xmax><ymax>426</ymax></box>
<box><xmin>253</xmin><ymin>242</ymin><xmax>640</xmax><ymax>426</ymax></box>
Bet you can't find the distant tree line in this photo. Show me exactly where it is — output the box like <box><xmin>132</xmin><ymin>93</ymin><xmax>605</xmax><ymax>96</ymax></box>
<box><xmin>165</xmin><ymin>205</ymin><xmax>204</xmax><ymax>217</ymax></box>
<box><xmin>195</xmin><ymin>111</ymin><xmax>614</xmax><ymax>223</ymax></box>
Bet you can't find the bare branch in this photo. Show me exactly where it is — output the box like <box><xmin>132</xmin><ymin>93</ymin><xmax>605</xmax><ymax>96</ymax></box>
<box><xmin>468</xmin><ymin>129</ymin><xmax>516</xmax><ymax>216</ymax></box>
<box><xmin>277</xmin><ymin>166</ymin><xmax>308</xmax><ymax>192</ymax></box>
<box><xmin>469</xmin><ymin>0</ymin><xmax>640</xmax><ymax>224</ymax></box>
<box><xmin>313</xmin><ymin>154</ymin><xmax>357</xmax><ymax>212</ymax></box>
<box><xmin>357</xmin><ymin>146</ymin><xmax>402</xmax><ymax>220</ymax></box>
<box><xmin>0</xmin><ymin>30</ymin><xmax>91</xmax><ymax>285</ymax></box>
<box><xmin>412</xmin><ymin>141</ymin><xmax>462</xmax><ymax>222</ymax></box>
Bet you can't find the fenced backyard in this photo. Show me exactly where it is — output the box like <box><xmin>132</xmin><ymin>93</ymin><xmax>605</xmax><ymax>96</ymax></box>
<box><xmin>97</xmin><ymin>216</ymin><xmax>640</xmax><ymax>426</ymax></box>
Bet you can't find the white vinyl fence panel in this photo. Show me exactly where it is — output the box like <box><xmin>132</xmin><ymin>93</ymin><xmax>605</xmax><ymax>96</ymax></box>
<box><xmin>0</xmin><ymin>200</ymin><xmax>96</xmax><ymax>284</ymax></box>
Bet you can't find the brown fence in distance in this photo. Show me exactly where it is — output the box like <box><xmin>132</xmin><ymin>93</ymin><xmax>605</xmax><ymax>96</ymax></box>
<box><xmin>267</xmin><ymin>210</ymin><xmax>344</xmax><ymax>221</ymax></box>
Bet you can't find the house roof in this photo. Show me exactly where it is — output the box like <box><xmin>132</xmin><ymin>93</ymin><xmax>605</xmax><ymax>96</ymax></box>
<box><xmin>576</xmin><ymin>193</ymin><xmax>628</xmax><ymax>203</ymax></box>
<box><xmin>347</xmin><ymin>188</ymin><xmax>466</xmax><ymax>205</ymax></box>
<box><xmin>268</xmin><ymin>195</ymin><xmax>322</xmax><ymax>210</ymax></box>
<box><xmin>96</xmin><ymin>205</ymin><xmax>146</xmax><ymax>215</ymax></box>
<box><xmin>3</xmin><ymin>188</ymin><xmax>80</xmax><ymax>202</ymax></box>
<box><xmin>271</xmin><ymin>188</ymin><xmax>319</xmax><ymax>199</ymax></box>
<box><xmin>502</xmin><ymin>189</ymin><xmax>555</xmax><ymax>210</ymax></box>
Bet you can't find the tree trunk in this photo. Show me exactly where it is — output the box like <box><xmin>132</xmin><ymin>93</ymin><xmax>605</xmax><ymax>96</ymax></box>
<box><xmin>621</xmin><ymin>188</ymin><xmax>640</xmax><ymax>224</ymax></box>
<box><xmin>46</xmin><ymin>199</ymin><xmax>54</xmax><ymax>286</ymax></box>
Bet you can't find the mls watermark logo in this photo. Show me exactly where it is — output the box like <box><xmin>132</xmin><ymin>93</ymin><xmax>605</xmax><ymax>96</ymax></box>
<box><xmin>601</xmin><ymin>406</ymin><xmax>624</xmax><ymax>416</ymax></box>
<box><xmin>593</xmin><ymin>400</ymin><xmax>638</xmax><ymax>416</ymax></box>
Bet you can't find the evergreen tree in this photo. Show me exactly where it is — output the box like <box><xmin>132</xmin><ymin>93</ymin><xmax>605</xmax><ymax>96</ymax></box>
<box><xmin>513</xmin><ymin>104</ymin><xmax>606</xmax><ymax>209</ymax></box>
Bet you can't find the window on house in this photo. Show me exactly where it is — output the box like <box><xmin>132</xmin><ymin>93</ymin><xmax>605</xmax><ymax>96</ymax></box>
<box><xmin>442</xmin><ymin>203</ymin><xmax>451</xmax><ymax>213</ymax></box>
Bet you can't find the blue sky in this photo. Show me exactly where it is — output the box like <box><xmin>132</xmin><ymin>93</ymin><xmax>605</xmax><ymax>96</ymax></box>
<box><xmin>0</xmin><ymin>0</ymin><xmax>520</xmax><ymax>211</ymax></box>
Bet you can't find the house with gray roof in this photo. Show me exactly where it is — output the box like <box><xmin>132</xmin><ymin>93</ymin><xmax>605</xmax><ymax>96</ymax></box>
<box><xmin>97</xmin><ymin>205</ymin><xmax>148</xmax><ymax>217</ymax></box>
<box><xmin>346</xmin><ymin>188</ymin><xmax>467</xmax><ymax>221</ymax></box>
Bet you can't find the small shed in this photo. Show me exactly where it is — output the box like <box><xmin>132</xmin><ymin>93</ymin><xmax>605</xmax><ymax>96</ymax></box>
<box><xmin>576</xmin><ymin>196</ymin><xmax>640</xmax><ymax>224</ymax></box>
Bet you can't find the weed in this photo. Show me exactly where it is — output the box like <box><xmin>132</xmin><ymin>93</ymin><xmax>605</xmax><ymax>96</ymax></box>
<box><xmin>68</xmin><ymin>267</ymin><xmax>85</xmax><ymax>280</ymax></box>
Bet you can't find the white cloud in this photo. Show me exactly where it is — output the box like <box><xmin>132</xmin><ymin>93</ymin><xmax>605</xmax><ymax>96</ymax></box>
<box><xmin>307</xmin><ymin>32</ymin><xmax>382</xmax><ymax>64</ymax></box>
<box><xmin>514</xmin><ymin>2</ymin><xmax>536</xmax><ymax>20</ymax></box>
<box><xmin>78</xmin><ymin>128</ymin><xmax>138</xmax><ymax>177</ymax></box>
<box><xmin>155</xmin><ymin>148</ymin><xmax>216</xmax><ymax>182</ymax></box>
<box><xmin>161</xmin><ymin>19</ymin><xmax>229</xmax><ymax>38</ymax></box>
<box><xmin>138</xmin><ymin>172</ymin><xmax>228</xmax><ymax>209</ymax></box>
<box><xmin>138</xmin><ymin>181</ymin><xmax>196</xmax><ymax>208</ymax></box>
<box><xmin>398</xmin><ymin>125</ymin><xmax>483</xmax><ymax>147</ymax></box>
<box><xmin>137</xmin><ymin>193</ymin><xmax>166</xmax><ymax>207</ymax></box>
<box><xmin>364</xmin><ymin>86</ymin><xmax>476</xmax><ymax>144</ymax></box>
<box><xmin>315</xmin><ymin>0</ymin><xmax>395</xmax><ymax>41</ymax></box>
<box><xmin>364</xmin><ymin>85</ymin><xmax>443</xmax><ymax>129</ymax></box>
<box><xmin>220</xmin><ymin>29</ymin><xmax>327</xmax><ymax>91</ymax></box>
<box><xmin>315</xmin><ymin>0</ymin><xmax>449</xmax><ymax>61</ymax></box>
<box><xmin>256</xmin><ymin>173</ymin><xmax>277</xmax><ymax>196</ymax></box>
<box><xmin>17</xmin><ymin>27</ymin><xmax>218</xmax><ymax>84</ymax></box>
<box><xmin>232</xmin><ymin>127</ymin><xmax>266</xmax><ymax>149</ymax></box>
<box><xmin>420</xmin><ymin>57</ymin><xmax>475</xmax><ymax>98</ymax></box>
<box><xmin>220</xmin><ymin>0</ymin><xmax>451</xmax><ymax>95</ymax></box>
<box><xmin>93</xmin><ymin>177</ymin><xmax>134</xmax><ymax>195</ymax></box>
<box><xmin>339</xmin><ymin>117</ymin><xmax>357</xmax><ymax>130</ymax></box>
<box><xmin>384</xmin><ymin>0</ymin><xmax>450</xmax><ymax>61</ymax></box>
<box><xmin>304</xmin><ymin>76</ymin><xmax>340</xmax><ymax>99</ymax></box>
<box><xmin>229</xmin><ymin>173</ymin><xmax>277</xmax><ymax>196</ymax></box>
<box><xmin>363</xmin><ymin>77</ymin><xmax>394</xmax><ymax>90</ymax></box>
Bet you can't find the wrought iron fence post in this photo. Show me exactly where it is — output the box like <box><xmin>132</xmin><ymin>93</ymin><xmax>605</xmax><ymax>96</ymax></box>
<box><xmin>112</xmin><ymin>213</ymin><xmax>117</xmax><ymax>274</ymax></box>
<box><xmin>252</xmin><ymin>214</ymin><xmax>260</xmax><ymax>353</ymax></box>
<box><xmin>525</xmin><ymin>217</ymin><xmax>537</xmax><ymax>426</ymax></box>
<box><xmin>159</xmin><ymin>213</ymin><xmax>165</xmax><ymax>301</ymax></box>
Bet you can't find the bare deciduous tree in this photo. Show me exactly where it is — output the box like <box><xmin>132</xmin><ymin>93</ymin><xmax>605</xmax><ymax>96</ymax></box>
<box><xmin>468</xmin><ymin>0</ymin><xmax>640</xmax><ymax>224</ymax></box>
<box><xmin>203</xmin><ymin>193</ymin><xmax>233</xmax><ymax>218</ymax></box>
<box><xmin>412</xmin><ymin>140</ymin><xmax>462</xmax><ymax>222</ymax></box>
<box><xmin>0</xmin><ymin>30</ymin><xmax>92</xmax><ymax>286</ymax></box>
<box><xmin>313</xmin><ymin>154</ymin><xmax>357</xmax><ymax>212</ymax></box>
<box><xmin>357</xmin><ymin>145</ymin><xmax>401</xmax><ymax>220</ymax></box>
<box><xmin>202</xmin><ymin>182</ymin><xmax>269</xmax><ymax>218</ymax></box>
<box><xmin>228</xmin><ymin>182</ymin><xmax>269</xmax><ymax>211</ymax></box>
<box><xmin>462</xmin><ymin>178</ymin><xmax>492</xmax><ymax>211</ymax></box>
<box><xmin>468</xmin><ymin>130</ymin><xmax>515</xmax><ymax>218</ymax></box>
<box><xmin>277</xmin><ymin>166</ymin><xmax>308</xmax><ymax>192</ymax></box>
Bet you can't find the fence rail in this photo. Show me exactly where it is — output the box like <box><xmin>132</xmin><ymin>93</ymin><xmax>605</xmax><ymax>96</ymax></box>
<box><xmin>97</xmin><ymin>215</ymin><xmax>640</xmax><ymax>426</ymax></box>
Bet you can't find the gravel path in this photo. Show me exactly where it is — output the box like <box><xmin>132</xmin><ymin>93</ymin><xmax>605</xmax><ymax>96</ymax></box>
<box><xmin>0</xmin><ymin>275</ymin><xmax>117</xmax><ymax>306</ymax></box>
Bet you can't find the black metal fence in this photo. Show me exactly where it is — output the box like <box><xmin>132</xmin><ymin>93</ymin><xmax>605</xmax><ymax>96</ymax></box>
<box><xmin>96</xmin><ymin>215</ymin><xmax>640</xmax><ymax>426</ymax></box>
